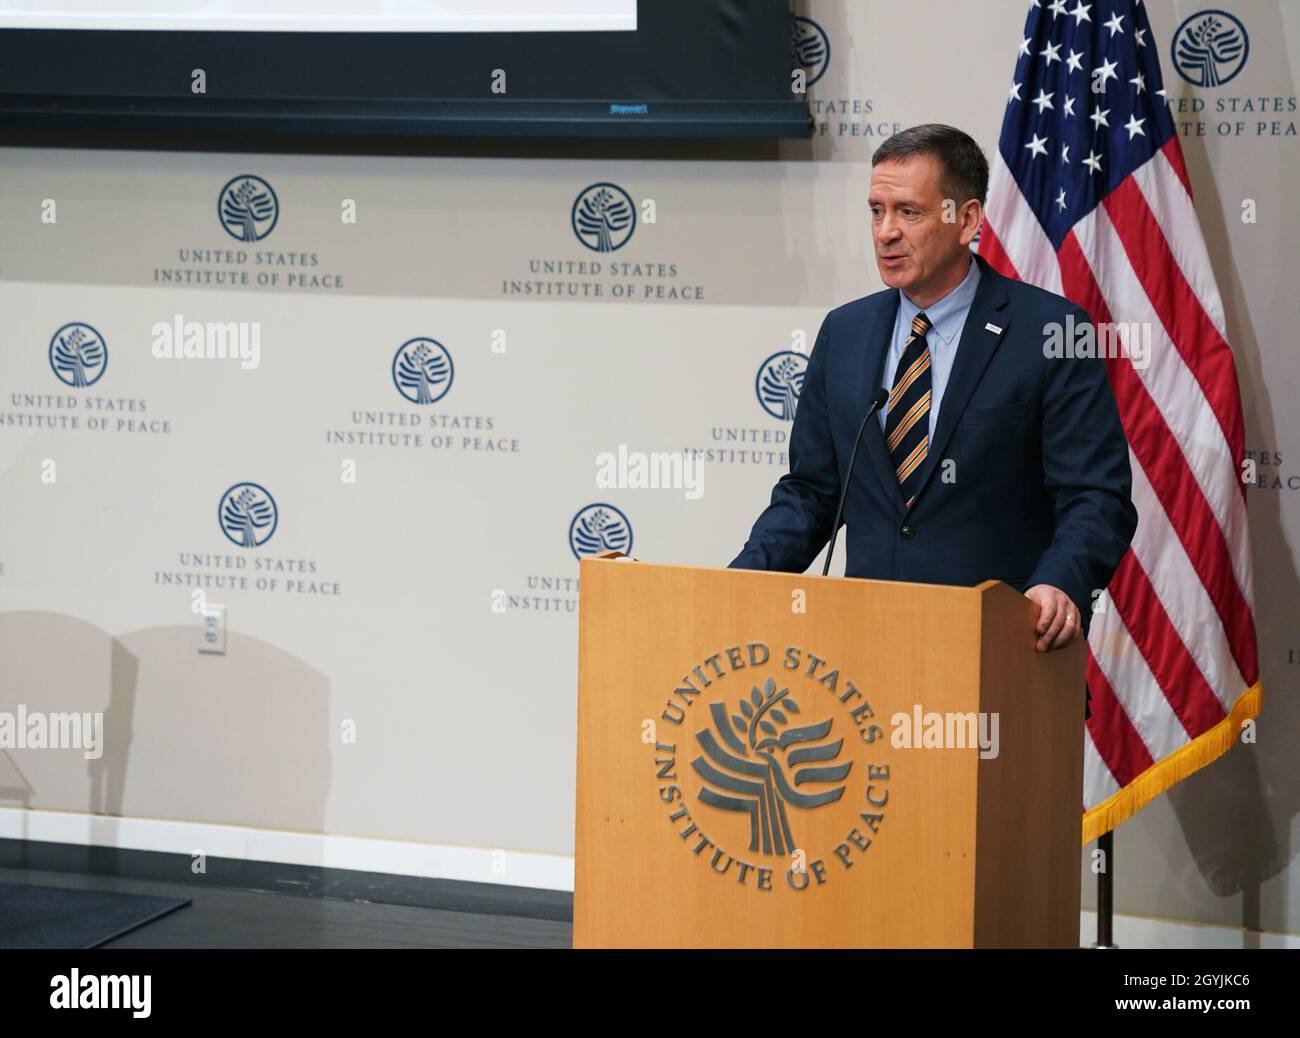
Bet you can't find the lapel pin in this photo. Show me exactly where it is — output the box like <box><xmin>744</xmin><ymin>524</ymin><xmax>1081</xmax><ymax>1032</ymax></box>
<box><xmin>984</xmin><ymin>322</ymin><xmax>1003</xmax><ymax>334</ymax></box>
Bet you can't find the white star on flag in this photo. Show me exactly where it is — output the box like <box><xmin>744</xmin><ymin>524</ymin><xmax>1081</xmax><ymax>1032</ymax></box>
<box><xmin>1094</xmin><ymin>56</ymin><xmax>1119</xmax><ymax>87</ymax></box>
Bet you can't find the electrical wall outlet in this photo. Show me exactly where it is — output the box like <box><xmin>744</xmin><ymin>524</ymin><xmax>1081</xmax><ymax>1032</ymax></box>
<box><xmin>199</xmin><ymin>605</ymin><xmax>227</xmax><ymax>655</ymax></box>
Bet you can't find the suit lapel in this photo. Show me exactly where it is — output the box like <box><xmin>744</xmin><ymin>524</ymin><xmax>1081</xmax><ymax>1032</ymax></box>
<box><xmin>907</xmin><ymin>255</ymin><xmax>1012</xmax><ymax>506</ymax></box>
<box><xmin>858</xmin><ymin>291</ymin><xmax>908</xmax><ymax>515</ymax></box>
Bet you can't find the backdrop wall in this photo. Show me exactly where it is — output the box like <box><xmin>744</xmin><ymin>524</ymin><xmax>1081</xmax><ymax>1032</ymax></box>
<box><xmin>1</xmin><ymin>0</ymin><xmax>1296</xmax><ymax>937</ymax></box>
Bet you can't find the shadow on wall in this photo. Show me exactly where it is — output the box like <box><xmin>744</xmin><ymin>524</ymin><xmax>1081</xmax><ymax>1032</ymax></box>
<box><xmin>0</xmin><ymin>611</ymin><xmax>332</xmax><ymax>841</ymax></box>
<box><xmin>1127</xmin><ymin>8</ymin><xmax>1299</xmax><ymax>938</ymax></box>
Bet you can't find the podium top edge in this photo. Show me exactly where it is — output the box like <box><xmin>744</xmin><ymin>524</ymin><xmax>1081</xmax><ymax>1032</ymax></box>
<box><xmin>577</xmin><ymin>557</ymin><xmax>1015</xmax><ymax>596</ymax></box>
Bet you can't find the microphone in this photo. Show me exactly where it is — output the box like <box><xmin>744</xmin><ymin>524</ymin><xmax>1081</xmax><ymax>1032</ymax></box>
<box><xmin>822</xmin><ymin>387</ymin><xmax>889</xmax><ymax>577</ymax></box>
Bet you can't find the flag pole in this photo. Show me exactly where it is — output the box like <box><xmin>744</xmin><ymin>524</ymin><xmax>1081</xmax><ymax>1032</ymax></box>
<box><xmin>1092</xmin><ymin>830</ymin><xmax>1117</xmax><ymax>948</ymax></box>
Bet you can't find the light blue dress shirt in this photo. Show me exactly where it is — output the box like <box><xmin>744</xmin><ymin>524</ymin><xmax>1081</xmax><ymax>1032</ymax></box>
<box><xmin>879</xmin><ymin>255</ymin><xmax>981</xmax><ymax>440</ymax></box>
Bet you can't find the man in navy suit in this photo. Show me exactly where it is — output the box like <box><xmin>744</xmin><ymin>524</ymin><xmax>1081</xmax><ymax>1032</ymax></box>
<box><xmin>731</xmin><ymin>124</ymin><xmax>1136</xmax><ymax>676</ymax></box>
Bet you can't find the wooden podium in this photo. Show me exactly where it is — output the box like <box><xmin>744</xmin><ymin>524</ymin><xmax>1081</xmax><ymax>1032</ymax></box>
<box><xmin>573</xmin><ymin>557</ymin><xmax>1086</xmax><ymax>948</ymax></box>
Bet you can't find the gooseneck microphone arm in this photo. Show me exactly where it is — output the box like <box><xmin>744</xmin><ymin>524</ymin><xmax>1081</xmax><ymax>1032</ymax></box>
<box><xmin>821</xmin><ymin>387</ymin><xmax>890</xmax><ymax>577</ymax></box>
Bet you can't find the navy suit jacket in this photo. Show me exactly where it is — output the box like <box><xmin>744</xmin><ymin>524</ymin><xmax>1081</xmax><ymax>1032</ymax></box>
<box><xmin>731</xmin><ymin>252</ymin><xmax>1137</xmax><ymax>634</ymax></box>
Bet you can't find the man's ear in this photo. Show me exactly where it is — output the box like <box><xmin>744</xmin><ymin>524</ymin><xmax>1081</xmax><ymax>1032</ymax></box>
<box><xmin>959</xmin><ymin>199</ymin><xmax>983</xmax><ymax>247</ymax></box>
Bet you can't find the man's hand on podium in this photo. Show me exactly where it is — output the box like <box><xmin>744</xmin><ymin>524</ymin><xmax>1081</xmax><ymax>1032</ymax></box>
<box><xmin>1024</xmin><ymin>583</ymin><xmax>1081</xmax><ymax>652</ymax></box>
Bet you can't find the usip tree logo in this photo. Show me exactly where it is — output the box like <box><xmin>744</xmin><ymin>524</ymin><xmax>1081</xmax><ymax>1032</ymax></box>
<box><xmin>571</xmin><ymin>183</ymin><xmax>636</xmax><ymax>253</ymax></box>
<box><xmin>219</xmin><ymin>483</ymin><xmax>279</xmax><ymax>548</ymax></box>
<box><xmin>693</xmin><ymin>677</ymin><xmax>849</xmax><ymax>856</ymax></box>
<box><xmin>792</xmin><ymin>16</ymin><xmax>830</xmax><ymax>87</ymax></box>
<box><xmin>756</xmin><ymin>350</ymin><xmax>808</xmax><ymax>421</ymax></box>
<box><xmin>218</xmin><ymin>174</ymin><xmax>280</xmax><ymax>242</ymax></box>
<box><xmin>569</xmin><ymin>503</ymin><xmax>633</xmax><ymax>559</ymax></box>
<box><xmin>651</xmin><ymin>644</ymin><xmax>891</xmax><ymax>891</ymax></box>
<box><xmin>48</xmin><ymin>322</ymin><xmax>107</xmax><ymax>388</ymax></box>
<box><xmin>392</xmin><ymin>338</ymin><xmax>454</xmax><ymax>405</ymax></box>
<box><xmin>1172</xmin><ymin>10</ymin><xmax>1249</xmax><ymax>87</ymax></box>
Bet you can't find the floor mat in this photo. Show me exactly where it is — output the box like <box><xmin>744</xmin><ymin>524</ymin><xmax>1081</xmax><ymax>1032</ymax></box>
<box><xmin>0</xmin><ymin>881</ymin><xmax>190</xmax><ymax>949</ymax></box>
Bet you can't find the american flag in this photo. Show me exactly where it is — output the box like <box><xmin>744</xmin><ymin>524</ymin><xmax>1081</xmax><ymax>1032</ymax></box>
<box><xmin>979</xmin><ymin>0</ymin><xmax>1262</xmax><ymax>841</ymax></box>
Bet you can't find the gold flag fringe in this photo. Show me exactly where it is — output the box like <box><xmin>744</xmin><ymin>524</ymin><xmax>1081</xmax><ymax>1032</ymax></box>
<box><xmin>1082</xmin><ymin>682</ymin><xmax>1263</xmax><ymax>845</ymax></box>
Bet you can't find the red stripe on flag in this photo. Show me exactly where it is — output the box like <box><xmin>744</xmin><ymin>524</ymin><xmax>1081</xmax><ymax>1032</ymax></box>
<box><xmin>1085</xmin><ymin>649</ymin><xmax>1155</xmax><ymax>788</ymax></box>
<box><xmin>1058</xmin><ymin>231</ymin><xmax>1260</xmax><ymax>688</ymax></box>
<box><xmin>1102</xmin><ymin>179</ymin><xmax>1246</xmax><ymax>470</ymax></box>
<box><xmin>1108</xmin><ymin>551</ymin><xmax>1227</xmax><ymax>736</ymax></box>
<box><xmin>976</xmin><ymin>219</ymin><xmax>1021</xmax><ymax>280</ymax></box>
<box><xmin>1057</xmin><ymin>232</ymin><xmax>1228</xmax><ymax>734</ymax></box>
<box><xmin>1161</xmin><ymin>137</ymin><xmax>1193</xmax><ymax>200</ymax></box>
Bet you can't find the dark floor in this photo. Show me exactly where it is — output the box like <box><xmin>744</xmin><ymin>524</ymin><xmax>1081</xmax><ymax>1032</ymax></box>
<box><xmin>0</xmin><ymin>865</ymin><xmax>572</xmax><ymax>949</ymax></box>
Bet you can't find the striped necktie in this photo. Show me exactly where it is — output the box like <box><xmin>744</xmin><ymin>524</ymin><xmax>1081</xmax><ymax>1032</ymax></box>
<box><xmin>884</xmin><ymin>311</ymin><xmax>933</xmax><ymax>509</ymax></box>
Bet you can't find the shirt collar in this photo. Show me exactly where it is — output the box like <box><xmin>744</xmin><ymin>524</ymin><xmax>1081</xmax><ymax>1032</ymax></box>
<box><xmin>897</xmin><ymin>254</ymin><xmax>981</xmax><ymax>347</ymax></box>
